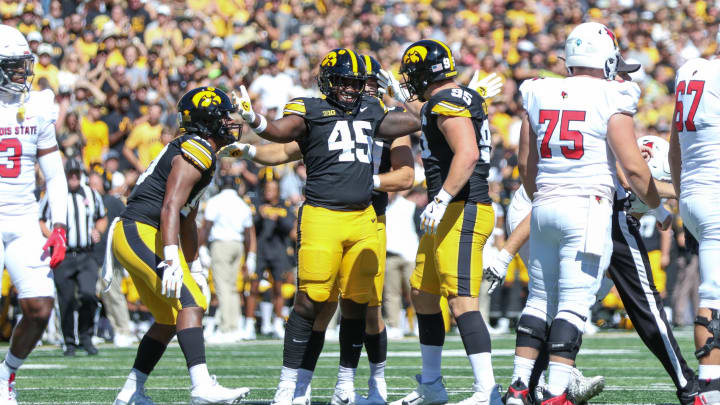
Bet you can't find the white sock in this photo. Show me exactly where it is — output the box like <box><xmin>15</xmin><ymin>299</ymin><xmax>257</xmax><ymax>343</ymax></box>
<box><xmin>547</xmin><ymin>361</ymin><xmax>574</xmax><ymax>396</ymax></box>
<box><xmin>336</xmin><ymin>365</ymin><xmax>356</xmax><ymax>390</ymax></box>
<box><xmin>538</xmin><ymin>371</ymin><xmax>546</xmax><ymax>387</ymax></box>
<box><xmin>369</xmin><ymin>361</ymin><xmax>386</xmax><ymax>381</ymax></box>
<box><xmin>118</xmin><ymin>369</ymin><xmax>148</xmax><ymax>400</ymax></box>
<box><xmin>420</xmin><ymin>344</ymin><xmax>443</xmax><ymax>383</ymax></box>
<box><xmin>245</xmin><ymin>317</ymin><xmax>256</xmax><ymax>332</ymax></box>
<box><xmin>296</xmin><ymin>368</ymin><xmax>313</xmax><ymax>389</ymax></box>
<box><xmin>699</xmin><ymin>365</ymin><xmax>720</xmax><ymax>380</ymax></box>
<box><xmin>260</xmin><ymin>302</ymin><xmax>273</xmax><ymax>330</ymax></box>
<box><xmin>511</xmin><ymin>355</ymin><xmax>536</xmax><ymax>386</ymax></box>
<box><xmin>0</xmin><ymin>352</ymin><xmax>22</xmax><ymax>381</ymax></box>
<box><xmin>189</xmin><ymin>363</ymin><xmax>213</xmax><ymax>389</ymax></box>
<box><xmin>469</xmin><ymin>352</ymin><xmax>495</xmax><ymax>393</ymax></box>
<box><xmin>279</xmin><ymin>366</ymin><xmax>298</xmax><ymax>388</ymax></box>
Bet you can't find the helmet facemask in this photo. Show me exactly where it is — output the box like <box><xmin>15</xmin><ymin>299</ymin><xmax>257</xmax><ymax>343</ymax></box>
<box><xmin>318</xmin><ymin>70</ymin><xmax>366</xmax><ymax>110</ymax></box>
<box><xmin>0</xmin><ymin>55</ymin><xmax>33</xmax><ymax>95</ymax></box>
<box><xmin>399</xmin><ymin>63</ymin><xmax>430</xmax><ymax>102</ymax></box>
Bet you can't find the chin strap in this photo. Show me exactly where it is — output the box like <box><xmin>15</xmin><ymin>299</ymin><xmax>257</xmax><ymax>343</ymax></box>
<box><xmin>695</xmin><ymin>309</ymin><xmax>720</xmax><ymax>359</ymax></box>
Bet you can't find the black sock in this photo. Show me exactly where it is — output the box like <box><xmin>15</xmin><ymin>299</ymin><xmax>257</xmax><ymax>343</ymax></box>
<box><xmin>132</xmin><ymin>335</ymin><xmax>168</xmax><ymax>375</ymax></box>
<box><xmin>339</xmin><ymin>317</ymin><xmax>365</xmax><ymax>369</ymax></box>
<box><xmin>283</xmin><ymin>310</ymin><xmax>315</xmax><ymax>369</ymax></box>
<box><xmin>417</xmin><ymin>312</ymin><xmax>445</xmax><ymax>346</ymax></box>
<box><xmin>177</xmin><ymin>327</ymin><xmax>206</xmax><ymax>368</ymax></box>
<box><xmin>299</xmin><ymin>330</ymin><xmax>326</xmax><ymax>371</ymax></box>
<box><xmin>364</xmin><ymin>328</ymin><xmax>387</xmax><ymax>364</ymax></box>
<box><xmin>456</xmin><ymin>311</ymin><xmax>491</xmax><ymax>355</ymax></box>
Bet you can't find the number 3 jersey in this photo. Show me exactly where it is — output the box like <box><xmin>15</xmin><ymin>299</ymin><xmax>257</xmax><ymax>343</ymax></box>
<box><xmin>121</xmin><ymin>133</ymin><xmax>216</xmax><ymax>228</ymax></box>
<box><xmin>674</xmin><ymin>58</ymin><xmax>720</xmax><ymax>197</ymax></box>
<box><xmin>520</xmin><ymin>77</ymin><xmax>640</xmax><ymax>203</ymax></box>
<box><xmin>420</xmin><ymin>86</ymin><xmax>491</xmax><ymax>204</ymax></box>
<box><xmin>283</xmin><ymin>94</ymin><xmax>388</xmax><ymax>210</ymax></box>
<box><xmin>0</xmin><ymin>89</ymin><xmax>58</xmax><ymax>217</ymax></box>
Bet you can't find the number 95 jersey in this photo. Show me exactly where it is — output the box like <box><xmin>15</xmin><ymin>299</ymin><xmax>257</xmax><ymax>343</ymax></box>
<box><xmin>283</xmin><ymin>94</ymin><xmax>388</xmax><ymax>210</ymax></box>
<box><xmin>520</xmin><ymin>77</ymin><xmax>640</xmax><ymax>202</ymax></box>
<box><xmin>0</xmin><ymin>89</ymin><xmax>58</xmax><ymax>217</ymax></box>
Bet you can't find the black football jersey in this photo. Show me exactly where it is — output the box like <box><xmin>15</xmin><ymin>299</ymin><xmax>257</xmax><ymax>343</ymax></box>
<box><xmin>370</xmin><ymin>105</ymin><xmax>404</xmax><ymax>217</ymax></box>
<box><xmin>122</xmin><ymin>133</ymin><xmax>216</xmax><ymax>228</ymax></box>
<box><xmin>420</xmin><ymin>86</ymin><xmax>491</xmax><ymax>204</ymax></box>
<box><xmin>283</xmin><ymin>94</ymin><xmax>388</xmax><ymax>210</ymax></box>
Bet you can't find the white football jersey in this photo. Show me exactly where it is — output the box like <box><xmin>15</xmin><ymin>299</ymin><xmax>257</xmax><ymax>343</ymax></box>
<box><xmin>0</xmin><ymin>89</ymin><xmax>58</xmax><ymax>217</ymax></box>
<box><xmin>520</xmin><ymin>76</ymin><xmax>640</xmax><ymax>204</ymax></box>
<box><xmin>674</xmin><ymin>58</ymin><xmax>720</xmax><ymax>197</ymax></box>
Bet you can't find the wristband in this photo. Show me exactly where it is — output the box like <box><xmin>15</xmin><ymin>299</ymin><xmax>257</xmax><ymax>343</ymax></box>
<box><xmin>435</xmin><ymin>188</ymin><xmax>453</xmax><ymax>205</ymax></box>
<box><xmin>163</xmin><ymin>245</ymin><xmax>180</xmax><ymax>263</ymax></box>
<box><xmin>253</xmin><ymin>114</ymin><xmax>267</xmax><ymax>134</ymax></box>
<box><xmin>247</xmin><ymin>144</ymin><xmax>257</xmax><ymax>159</ymax></box>
<box><xmin>373</xmin><ymin>175</ymin><xmax>381</xmax><ymax>189</ymax></box>
<box><xmin>497</xmin><ymin>249</ymin><xmax>515</xmax><ymax>269</ymax></box>
<box><xmin>652</xmin><ymin>204</ymin><xmax>671</xmax><ymax>223</ymax></box>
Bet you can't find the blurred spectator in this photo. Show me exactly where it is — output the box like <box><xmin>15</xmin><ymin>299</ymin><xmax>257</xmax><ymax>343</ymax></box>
<box><xmin>122</xmin><ymin>103</ymin><xmax>163</xmax><ymax>172</ymax></box>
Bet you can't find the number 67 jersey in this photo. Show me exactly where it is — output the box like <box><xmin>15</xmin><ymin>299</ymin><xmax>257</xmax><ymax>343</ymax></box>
<box><xmin>674</xmin><ymin>58</ymin><xmax>720</xmax><ymax>197</ymax></box>
<box><xmin>520</xmin><ymin>76</ymin><xmax>640</xmax><ymax>203</ymax></box>
<box><xmin>0</xmin><ymin>89</ymin><xmax>58</xmax><ymax>217</ymax></box>
<box><xmin>282</xmin><ymin>94</ymin><xmax>387</xmax><ymax>210</ymax></box>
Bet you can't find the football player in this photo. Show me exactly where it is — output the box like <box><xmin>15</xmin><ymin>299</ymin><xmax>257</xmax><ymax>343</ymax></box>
<box><xmin>506</xmin><ymin>22</ymin><xmax>659</xmax><ymax>404</ymax></box>
<box><xmin>487</xmin><ymin>57</ymin><xmax>699</xmax><ymax>405</ymax></box>
<box><xmin>390</xmin><ymin>39</ymin><xmax>501</xmax><ymax>405</ymax></box>
<box><xmin>223</xmin><ymin>53</ymin><xmax>416</xmax><ymax>405</ymax></box>
<box><xmin>669</xmin><ymin>46</ymin><xmax>720</xmax><ymax>403</ymax></box>
<box><xmin>0</xmin><ymin>25</ymin><xmax>68</xmax><ymax>405</ymax></box>
<box><xmin>107</xmin><ymin>87</ymin><xmax>249</xmax><ymax>405</ymax></box>
<box><xmin>234</xmin><ymin>48</ymin><xmax>420</xmax><ymax>405</ymax></box>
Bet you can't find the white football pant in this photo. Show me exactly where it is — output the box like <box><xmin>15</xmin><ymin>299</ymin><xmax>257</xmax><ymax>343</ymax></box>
<box><xmin>0</xmin><ymin>214</ymin><xmax>55</xmax><ymax>299</ymax></box>
<box><xmin>680</xmin><ymin>194</ymin><xmax>720</xmax><ymax>309</ymax></box>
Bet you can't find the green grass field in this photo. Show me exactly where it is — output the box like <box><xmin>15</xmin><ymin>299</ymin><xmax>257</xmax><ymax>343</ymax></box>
<box><xmin>8</xmin><ymin>330</ymin><xmax>697</xmax><ymax>404</ymax></box>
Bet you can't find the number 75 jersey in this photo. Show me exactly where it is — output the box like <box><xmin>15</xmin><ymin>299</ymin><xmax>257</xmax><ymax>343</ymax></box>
<box><xmin>674</xmin><ymin>58</ymin><xmax>720</xmax><ymax>196</ymax></box>
<box><xmin>520</xmin><ymin>76</ymin><xmax>640</xmax><ymax>202</ymax></box>
<box><xmin>0</xmin><ymin>89</ymin><xmax>58</xmax><ymax>217</ymax></box>
<box><xmin>282</xmin><ymin>94</ymin><xmax>387</xmax><ymax>211</ymax></box>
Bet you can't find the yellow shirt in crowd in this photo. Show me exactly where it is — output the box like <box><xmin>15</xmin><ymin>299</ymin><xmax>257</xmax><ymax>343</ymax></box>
<box><xmin>81</xmin><ymin>117</ymin><xmax>109</xmax><ymax>167</ymax></box>
<box><xmin>126</xmin><ymin>122</ymin><xmax>163</xmax><ymax>170</ymax></box>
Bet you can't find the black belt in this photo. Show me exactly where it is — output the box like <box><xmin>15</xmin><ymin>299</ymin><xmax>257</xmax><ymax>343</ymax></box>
<box><xmin>66</xmin><ymin>247</ymin><xmax>92</xmax><ymax>255</ymax></box>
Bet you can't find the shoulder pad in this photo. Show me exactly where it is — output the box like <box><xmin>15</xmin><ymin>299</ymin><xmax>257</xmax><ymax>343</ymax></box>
<box><xmin>283</xmin><ymin>97</ymin><xmax>307</xmax><ymax>117</ymax></box>
<box><xmin>180</xmin><ymin>135</ymin><xmax>214</xmax><ymax>170</ymax></box>
<box><xmin>606</xmin><ymin>80</ymin><xmax>641</xmax><ymax>116</ymax></box>
<box><xmin>27</xmin><ymin>89</ymin><xmax>58</xmax><ymax>122</ymax></box>
<box><xmin>430</xmin><ymin>94</ymin><xmax>471</xmax><ymax>117</ymax></box>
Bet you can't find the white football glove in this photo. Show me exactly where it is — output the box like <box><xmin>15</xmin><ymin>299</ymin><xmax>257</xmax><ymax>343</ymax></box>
<box><xmin>377</xmin><ymin>69</ymin><xmax>410</xmax><ymax>103</ymax></box>
<box><xmin>468</xmin><ymin>71</ymin><xmax>503</xmax><ymax>99</ymax></box>
<box><xmin>420</xmin><ymin>189</ymin><xmax>453</xmax><ymax>234</ymax></box>
<box><xmin>159</xmin><ymin>245</ymin><xmax>183</xmax><ymax>299</ymax></box>
<box><xmin>483</xmin><ymin>249</ymin><xmax>513</xmax><ymax>294</ymax></box>
<box><xmin>234</xmin><ymin>85</ymin><xmax>256</xmax><ymax>123</ymax></box>
<box><xmin>218</xmin><ymin>142</ymin><xmax>256</xmax><ymax>159</ymax></box>
<box><xmin>245</xmin><ymin>251</ymin><xmax>257</xmax><ymax>276</ymax></box>
<box><xmin>190</xmin><ymin>259</ymin><xmax>210</xmax><ymax>309</ymax></box>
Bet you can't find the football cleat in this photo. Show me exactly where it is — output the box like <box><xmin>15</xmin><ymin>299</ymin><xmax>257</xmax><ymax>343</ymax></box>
<box><xmin>449</xmin><ymin>384</ymin><xmax>502</xmax><ymax>405</ymax></box>
<box><xmin>190</xmin><ymin>375</ymin><xmax>249</xmax><ymax>404</ymax></box>
<box><xmin>568</xmin><ymin>368</ymin><xmax>604</xmax><ymax>405</ymax></box>
<box><xmin>113</xmin><ymin>387</ymin><xmax>156</xmax><ymax>405</ymax></box>
<box><xmin>390</xmin><ymin>375</ymin><xmax>448</xmax><ymax>405</ymax></box>
<box><xmin>696</xmin><ymin>378</ymin><xmax>720</xmax><ymax>405</ymax></box>
<box><xmin>357</xmin><ymin>377</ymin><xmax>388</xmax><ymax>405</ymax></box>
<box><xmin>539</xmin><ymin>389</ymin><xmax>575</xmax><ymax>405</ymax></box>
<box><xmin>292</xmin><ymin>381</ymin><xmax>311</xmax><ymax>405</ymax></box>
<box><xmin>0</xmin><ymin>373</ymin><xmax>17</xmax><ymax>405</ymax></box>
<box><xmin>678</xmin><ymin>377</ymin><xmax>699</xmax><ymax>405</ymax></box>
<box><xmin>331</xmin><ymin>386</ymin><xmax>358</xmax><ymax>405</ymax></box>
<box><xmin>272</xmin><ymin>384</ymin><xmax>296</xmax><ymax>405</ymax></box>
<box><xmin>504</xmin><ymin>379</ymin><xmax>530</xmax><ymax>405</ymax></box>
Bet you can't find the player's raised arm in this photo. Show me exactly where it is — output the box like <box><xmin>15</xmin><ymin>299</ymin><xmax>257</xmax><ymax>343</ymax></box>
<box><xmin>235</xmin><ymin>86</ymin><xmax>306</xmax><ymax>143</ymax></box>
<box><xmin>375</xmin><ymin>135</ymin><xmax>414</xmax><ymax>192</ymax></box>
<box><xmin>376</xmin><ymin>109</ymin><xmax>420</xmax><ymax>139</ymax></box>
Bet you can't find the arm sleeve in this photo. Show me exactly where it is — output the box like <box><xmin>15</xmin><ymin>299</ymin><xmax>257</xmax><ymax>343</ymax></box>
<box><xmin>283</xmin><ymin>98</ymin><xmax>307</xmax><ymax>117</ymax></box>
<box><xmin>36</xmin><ymin>89</ymin><xmax>59</xmax><ymax>150</ymax></box>
<box><xmin>180</xmin><ymin>136</ymin><xmax>214</xmax><ymax>170</ymax></box>
<box><xmin>38</xmin><ymin>193</ymin><xmax>49</xmax><ymax>221</ymax></box>
<box><xmin>38</xmin><ymin>150</ymin><xmax>67</xmax><ymax>226</ymax></box>
<box><xmin>519</xmin><ymin>79</ymin><xmax>533</xmax><ymax>112</ymax></box>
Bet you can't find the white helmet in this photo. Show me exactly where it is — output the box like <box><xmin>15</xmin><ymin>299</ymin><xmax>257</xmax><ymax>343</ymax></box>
<box><xmin>565</xmin><ymin>22</ymin><xmax>619</xmax><ymax>79</ymax></box>
<box><xmin>637</xmin><ymin>135</ymin><xmax>671</xmax><ymax>182</ymax></box>
<box><xmin>0</xmin><ymin>25</ymin><xmax>33</xmax><ymax>94</ymax></box>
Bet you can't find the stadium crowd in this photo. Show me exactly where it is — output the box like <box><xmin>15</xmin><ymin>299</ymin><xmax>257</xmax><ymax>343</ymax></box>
<box><xmin>1</xmin><ymin>0</ymin><xmax>714</xmax><ymax>346</ymax></box>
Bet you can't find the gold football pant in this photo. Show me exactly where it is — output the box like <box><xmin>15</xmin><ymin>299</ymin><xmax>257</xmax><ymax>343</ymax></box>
<box><xmin>411</xmin><ymin>201</ymin><xmax>494</xmax><ymax>297</ymax></box>
<box><xmin>297</xmin><ymin>204</ymin><xmax>379</xmax><ymax>303</ymax></box>
<box><xmin>111</xmin><ymin>219</ymin><xmax>207</xmax><ymax>325</ymax></box>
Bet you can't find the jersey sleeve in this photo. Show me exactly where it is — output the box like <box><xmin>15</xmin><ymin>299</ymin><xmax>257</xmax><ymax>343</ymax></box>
<box><xmin>606</xmin><ymin>81</ymin><xmax>641</xmax><ymax>116</ymax></box>
<box><xmin>430</xmin><ymin>93</ymin><xmax>471</xmax><ymax>118</ymax></box>
<box><xmin>180</xmin><ymin>136</ymin><xmax>214</xmax><ymax>171</ymax></box>
<box><xmin>283</xmin><ymin>97</ymin><xmax>307</xmax><ymax>117</ymax></box>
<box><xmin>35</xmin><ymin>89</ymin><xmax>59</xmax><ymax>150</ymax></box>
<box><xmin>519</xmin><ymin>79</ymin><xmax>534</xmax><ymax>112</ymax></box>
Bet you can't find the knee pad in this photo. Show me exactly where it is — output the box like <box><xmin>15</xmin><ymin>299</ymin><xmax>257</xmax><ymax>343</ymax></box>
<box><xmin>695</xmin><ymin>309</ymin><xmax>720</xmax><ymax>360</ymax></box>
<box><xmin>516</xmin><ymin>314</ymin><xmax>549</xmax><ymax>351</ymax></box>
<box><xmin>547</xmin><ymin>311</ymin><xmax>585</xmax><ymax>360</ymax></box>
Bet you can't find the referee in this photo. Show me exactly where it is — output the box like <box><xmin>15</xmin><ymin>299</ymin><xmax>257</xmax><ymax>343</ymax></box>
<box><xmin>39</xmin><ymin>159</ymin><xmax>107</xmax><ymax>356</ymax></box>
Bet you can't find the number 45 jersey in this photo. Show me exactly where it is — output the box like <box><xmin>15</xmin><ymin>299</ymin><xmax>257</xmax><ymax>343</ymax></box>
<box><xmin>0</xmin><ymin>89</ymin><xmax>58</xmax><ymax>217</ymax></box>
<box><xmin>520</xmin><ymin>76</ymin><xmax>640</xmax><ymax>202</ymax></box>
<box><xmin>283</xmin><ymin>94</ymin><xmax>387</xmax><ymax>210</ymax></box>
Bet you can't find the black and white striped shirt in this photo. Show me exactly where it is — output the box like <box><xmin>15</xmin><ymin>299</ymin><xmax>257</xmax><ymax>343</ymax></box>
<box><xmin>39</xmin><ymin>185</ymin><xmax>106</xmax><ymax>250</ymax></box>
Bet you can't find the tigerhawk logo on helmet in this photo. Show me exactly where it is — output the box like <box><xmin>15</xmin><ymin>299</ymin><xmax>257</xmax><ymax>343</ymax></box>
<box><xmin>399</xmin><ymin>39</ymin><xmax>457</xmax><ymax>102</ymax></box>
<box><xmin>191</xmin><ymin>88</ymin><xmax>222</xmax><ymax>108</ymax></box>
